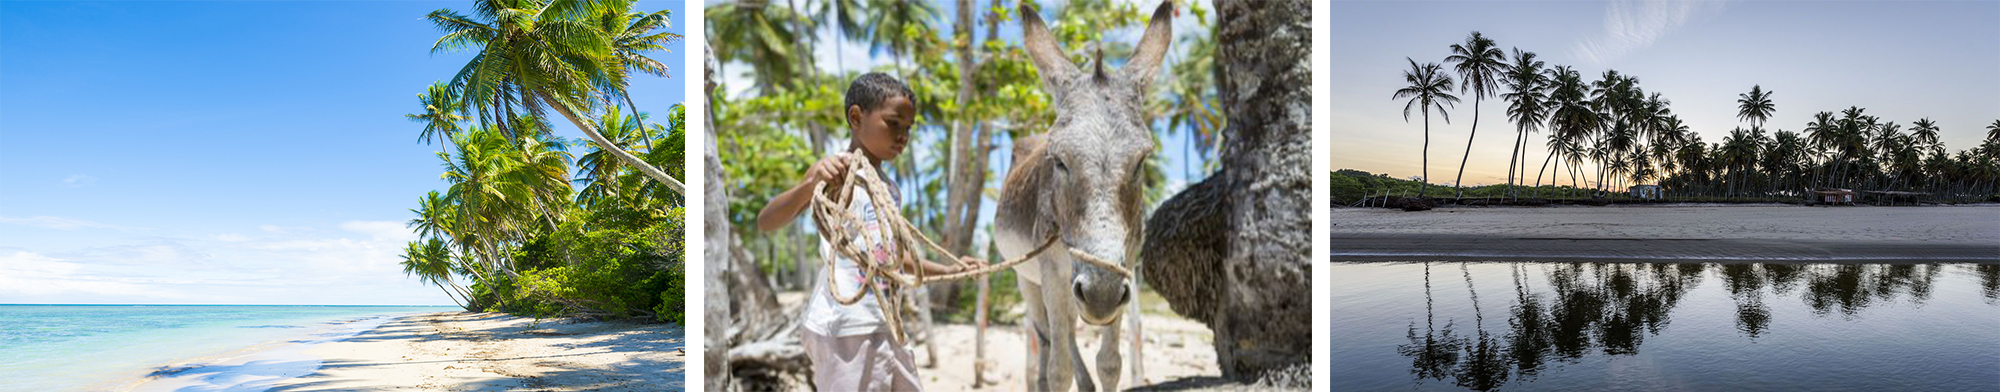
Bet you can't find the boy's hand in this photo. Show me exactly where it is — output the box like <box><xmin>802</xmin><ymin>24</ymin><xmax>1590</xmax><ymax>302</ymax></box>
<box><xmin>956</xmin><ymin>256</ymin><xmax>988</xmax><ymax>273</ymax></box>
<box><xmin>807</xmin><ymin>155</ymin><xmax>850</xmax><ymax>189</ymax></box>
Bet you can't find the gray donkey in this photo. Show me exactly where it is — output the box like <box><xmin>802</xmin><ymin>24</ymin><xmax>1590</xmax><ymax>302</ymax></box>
<box><xmin>995</xmin><ymin>2</ymin><xmax>1172</xmax><ymax>391</ymax></box>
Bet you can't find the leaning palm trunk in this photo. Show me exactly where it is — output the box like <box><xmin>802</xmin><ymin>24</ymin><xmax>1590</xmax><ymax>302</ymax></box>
<box><xmin>1453</xmin><ymin>98</ymin><xmax>1480</xmax><ymax>199</ymax></box>
<box><xmin>539</xmin><ymin>91</ymin><xmax>686</xmax><ymax>195</ymax></box>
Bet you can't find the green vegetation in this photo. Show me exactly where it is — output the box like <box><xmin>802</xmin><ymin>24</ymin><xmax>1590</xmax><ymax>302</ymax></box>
<box><xmin>1385</xmin><ymin>32</ymin><xmax>2000</xmax><ymax>203</ymax></box>
<box><xmin>397</xmin><ymin>0</ymin><xmax>687</xmax><ymax>323</ymax></box>
<box><xmin>708</xmin><ymin>0</ymin><xmax>1220</xmax><ymax>322</ymax></box>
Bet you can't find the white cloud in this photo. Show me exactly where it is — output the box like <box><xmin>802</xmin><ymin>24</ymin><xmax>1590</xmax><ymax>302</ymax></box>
<box><xmin>1570</xmin><ymin>0</ymin><xmax>1728</xmax><ymax>66</ymax></box>
<box><xmin>61</xmin><ymin>174</ymin><xmax>97</xmax><ymax>187</ymax></box>
<box><xmin>0</xmin><ymin>220</ymin><xmax>450</xmax><ymax>305</ymax></box>
<box><xmin>0</xmin><ymin>215</ymin><xmax>143</xmax><ymax>231</ymax></box>
<box><xmin>0</xmin><ymin>251</ymin><xmax>153</xmax><ymax>298</ymax></box>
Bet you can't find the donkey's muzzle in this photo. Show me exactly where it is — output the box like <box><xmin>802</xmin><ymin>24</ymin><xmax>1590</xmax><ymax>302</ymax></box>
<box><xmin>1072</xmin><ymin>264</ymin><xmax>1131</xmax><ymax>326</ymax></box>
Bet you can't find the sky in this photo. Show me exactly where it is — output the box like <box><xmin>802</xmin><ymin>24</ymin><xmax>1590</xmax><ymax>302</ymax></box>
<box><xmin>1328</xmin><ymin>0</ymin><xmax>2000</xmax><ymax>187</ymax></box>
<box><xmin>0</xmin><ymin>1</ymin><xmax>689</xmax><ymax>305</ymax></box>
<box><xmin>706</xmin><ymin>0</ymin><xmax>1220</xmax><ymax>249</ymax></box>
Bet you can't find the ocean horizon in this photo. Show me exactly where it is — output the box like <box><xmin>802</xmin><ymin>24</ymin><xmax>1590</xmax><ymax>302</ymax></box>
<box><xmin>0</xmin><ymin>304</ymin><xmax>456</xmax><ymax>392</ymax></box>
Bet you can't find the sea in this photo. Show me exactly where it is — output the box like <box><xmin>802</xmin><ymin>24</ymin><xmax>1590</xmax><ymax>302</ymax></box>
<box><xmin>0</xmin><ymin>305</ymin><xmax>452</xmax><ymax>392</ymax></box>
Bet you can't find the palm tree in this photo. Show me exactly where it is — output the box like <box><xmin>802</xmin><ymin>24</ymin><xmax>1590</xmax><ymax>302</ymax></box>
<box><xmin>1500</xmin><ymin>48</ymin><xmax>1548</xmax><ymax>198</ymax></box>
<box><xmin>1805</xmin><ymin>111</ymin><xmax>1839</xmax><ymax>188</ymax></box>
<box><xmin>598</xmin><ymin>7</ymin><xmax>682</xmax><ymax>136</ymax></box>
<box><xmin>1537</xmin><ymin>66</ymin><xmax>1596</xmax><ymax>198</ymax></box>
<box><xmin>1987</xmin><ymin>119</ymin><xmax>2000</xmax><ymax>143</ymax></box>
<box><xmin>576</xmin><ymin>107</ymin><xmax>649</xmax><ymax>208</ymax></box>
<box><xmin>1736</xmin><ymin>85</ymin><xmax>1775</xmax><ymax>130</ymax></box>
<box><xmin>1394</xmin><ymin>58</ymin><xmax>1460</xmax><ymax>197</ymax></box>
<box><xmin>1444</xmin><ymin>32</ymin><xmax>1506</xmax><ymax>198</ymax></box>
<box><xmin>427</xmin><ymin>0</ymin><xmax>684</xmax><ymax>195</ymax></box>
<box><xmin>1911</xmin><ymin>118</ymin><xmax>1941</xmax><ymax>155</ymax></box>
<box><xmin>402</xmin><ymin>238</ymin><xmax>472</xmax><ymax>309</ymax></box>
<box><xmin>407</xmin><ymin>81</ymin><xmax>469</xmax><ymax>152</ymax></box>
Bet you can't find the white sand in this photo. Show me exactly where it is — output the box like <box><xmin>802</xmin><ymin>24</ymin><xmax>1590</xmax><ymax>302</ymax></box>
<box><xmin>774</xmin><ymin>290</ymin><xmax>1246</xmax><ymax>391</ymax></box>
<box><xmin>225</xmin><ymin>312</ymin><xmax>687</xmax><ymax>391</ymax></box>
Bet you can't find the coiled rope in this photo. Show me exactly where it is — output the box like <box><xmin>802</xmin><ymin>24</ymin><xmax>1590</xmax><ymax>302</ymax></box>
<box><xmin>807</xmin><ymin>149</ymin><xmax>1131</xmax><ymax>342</ymax></box>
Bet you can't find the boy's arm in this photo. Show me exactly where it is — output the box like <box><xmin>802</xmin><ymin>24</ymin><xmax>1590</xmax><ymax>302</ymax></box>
<box><xmin>755</xmin><ymin>178</ymin><xmax>818</xmax><ymax>231</ymax></box>
<box><xmin>755</xmin><ymin>156</ymin><xmax>847</xmax><ymax>231</ymax></box>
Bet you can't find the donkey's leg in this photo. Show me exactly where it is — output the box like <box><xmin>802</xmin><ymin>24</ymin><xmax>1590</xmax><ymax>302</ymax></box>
<box><xmin>1096</xmin><ymin>323</ymin><xmax>1124</xmax><ymax>391</ymax></box>
<box><xmin>1019</xmin><ymin>278</ymin><xmax>1050</xmax><ymax>391</ymax></box>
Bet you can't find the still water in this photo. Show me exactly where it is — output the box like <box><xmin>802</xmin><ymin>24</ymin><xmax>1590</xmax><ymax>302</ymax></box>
<box><xmin>1328</xmin><ymin>263</ymin><xmax>2000</xmax><ymax>391</ymax></box>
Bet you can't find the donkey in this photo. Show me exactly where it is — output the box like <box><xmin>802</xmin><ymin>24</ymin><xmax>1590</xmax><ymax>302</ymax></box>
<box><xmin>995</xmin><ymin>3</ymin><xmax>1172</xmax><ymax>391</ymax></box>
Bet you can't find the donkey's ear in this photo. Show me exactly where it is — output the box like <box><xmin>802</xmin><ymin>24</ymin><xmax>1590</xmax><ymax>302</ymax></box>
<box><xmin>1020</xmin><ymin>4</ymin><xmax>1079</xmax><ymax>97</ymax></box>
<box><xmin>1119</xmin><ymin>1</ymin><xmax>1174</xmax><ymax>88</ymax></box>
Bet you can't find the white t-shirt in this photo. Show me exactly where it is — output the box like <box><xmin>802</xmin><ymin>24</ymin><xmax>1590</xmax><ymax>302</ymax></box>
<box><xmin>801</xmin><ymin>174</ymin><xmax>900</xmax><ymax>338</ymax></box>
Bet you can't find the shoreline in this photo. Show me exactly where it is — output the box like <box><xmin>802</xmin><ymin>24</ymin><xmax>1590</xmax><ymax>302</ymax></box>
<box><xmin>1329</xmin><ymin>205</ymin><xmax>2000</xmax><ymax>263</ymax></box>
<box><xmin>1329</xmin><ymin>234</ymin><xmax>2000</xmax><ymax>263</ymax></box>
<box><xmin>119</xmin><ymin>315</ymin><xmax>406</xmax><ymax>392</ymax></box>
<box><xmin>121</xmin><ymin>311</ymin><xmax>686</xmax><ymax>391</ymax></box>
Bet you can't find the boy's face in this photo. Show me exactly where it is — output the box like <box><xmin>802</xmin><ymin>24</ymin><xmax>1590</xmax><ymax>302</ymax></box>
<box><xmin>849</xmin><ymin>95</ymin><xmax>915</xmax><ymax>162</ymax></box>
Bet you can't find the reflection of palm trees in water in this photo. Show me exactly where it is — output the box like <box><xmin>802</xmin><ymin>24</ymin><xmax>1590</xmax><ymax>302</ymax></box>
<box><xmin>1400</xmin><ymin>261</ymin><xmax>1464</xmax><ymax>383</ymax></box>
<box><xmin>1979</xmin><ymin>265</ymin><xmax>2000</xmax><ymax>304</ymax></box>
<box><xmin>1400</xmin><ymin>263</ymin><xmax>1970</xmax><ymax>391</ymax></box>
<box><xmin>1724</xmin><ymin>264</ymin><xmax>1771</xmax><ymax>338</ymax></box>
<box><xmin>1454</xmin><ymin>262</ymin><xmax>1510</xmax><ymax>391</ymax></box>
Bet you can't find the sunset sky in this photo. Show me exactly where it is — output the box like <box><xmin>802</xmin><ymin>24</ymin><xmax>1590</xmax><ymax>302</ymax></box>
<box><xmin>1328</xmin><ymin>0</ymin><xmax>2000</xmax><ymax>186</ymax></box>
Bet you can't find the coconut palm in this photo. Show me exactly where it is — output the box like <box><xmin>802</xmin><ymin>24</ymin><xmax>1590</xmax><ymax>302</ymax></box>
<box><xmin>1736</xmin><ymin>85</ymin><xmax>1775</xmax><ymax>130</ymax></box>
<box><xmin>1987</xmin><ymin>119</ymin><xmax>2000</xmax><ymax>143</ymax></box>
<box><xmin>402</xmin><ymin>238</ymin><xmax>472</xmax><ymax>308</ymax></box>
<box><xmin>1911</xmin><ymin>118</ymin><xmax>1941</xmax><ymax>155</ymax></box>
<box><xmin>1444</xmin><ymin>32</ymin><xmax>1507</xmax><ymax>198</ymax></box>
<box><xmin>427</xmin><ymin>0</ymin><xmax>684</xmax><ymax>194</ymax></box>
<box><xmin>1500</xmin><ymin>48</ymin><xmax>1548</xmax><ymax>198</ymax></box>
<box><xmin>598</xmin><ymin>7</ymin><xmax>682</xmax><ymax>135</ymax></box>
<box><xmin>1538</xmin><ymin>66</ymin><xmax>1597</xmax><ymax>197</ymax></box>
<box><xmin>1394</xmin><ymin>58</ymin><xmax>1460</xmax><ymax>197</ymax></box>
<box><xmin>408</xmin><ymin>81</ymin><xmax>469</xmax><ymax>151</ymax></box>
<box><xmin>576</xmin><ymin>107</ymin><xmax>649</xmax><ymax>208</ymax></box>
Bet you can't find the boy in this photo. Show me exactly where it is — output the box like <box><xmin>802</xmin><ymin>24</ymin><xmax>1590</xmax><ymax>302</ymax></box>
<box><xmin>756</xmin><ymin>72</ymin><xmax>984</xmax><ymax>391</ymax></box>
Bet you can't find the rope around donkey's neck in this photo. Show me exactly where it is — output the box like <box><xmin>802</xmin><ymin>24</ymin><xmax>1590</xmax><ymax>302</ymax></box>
<box><xmin>806</xmin><ymin>149</ymin><xmax>1131</xmax><ymax>342</ymax></box>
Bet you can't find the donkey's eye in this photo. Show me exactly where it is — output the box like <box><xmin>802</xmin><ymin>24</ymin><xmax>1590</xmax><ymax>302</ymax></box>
<box><xmin>1053</xmin><ymin>157</ymin><xmax>1068</xmax><ymax>174</ymax></box>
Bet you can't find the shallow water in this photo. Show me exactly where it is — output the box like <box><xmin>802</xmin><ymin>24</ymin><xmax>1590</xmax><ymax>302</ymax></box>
<box><xmin>0</xmin><ymin>305</ymin><xmax>450</xmax><ymax>392</ymax></box>
<box><xmin>1328</xmin><ymin>263</ymin><xmax>2000</xmax><ymax>391</ymax></box>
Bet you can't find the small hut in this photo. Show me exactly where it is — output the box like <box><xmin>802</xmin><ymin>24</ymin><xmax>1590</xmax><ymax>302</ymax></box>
<box><xmin>1811</xmin><ymin>188</ymin><xmax>1856</xmax><ymax>205</ymax></box>
<box><xmin>1628</xmin><ymin>184</ymin><xmax>1662</xmax><ymax>200</ymax></box>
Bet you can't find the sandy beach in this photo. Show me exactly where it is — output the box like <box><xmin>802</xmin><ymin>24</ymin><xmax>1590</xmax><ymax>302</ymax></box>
<box><xmin>131</xmin><ymin>312</ymin><xmax>686</xmax><ymax>391</ymax></box>
<box><xmin>763</xmin><ymin>291</ymin><xmax>1292</xmax><ymax>391</ymax></box>
<box><xmin>1329</xmin><ymin>204</ymin><xmax>2000</xmax><ymax>262</ymax></box>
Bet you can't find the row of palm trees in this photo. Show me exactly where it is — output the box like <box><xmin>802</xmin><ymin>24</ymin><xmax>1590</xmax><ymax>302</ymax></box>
<box><xmin>399</xmin><ymin>0</ymin><xmax>686</xmax><ymax>311</ymax></box>
<box><xmin>1396</xmin><ymin>31</ymin><xmax>2000</xmax><ymax>202</ymax></box>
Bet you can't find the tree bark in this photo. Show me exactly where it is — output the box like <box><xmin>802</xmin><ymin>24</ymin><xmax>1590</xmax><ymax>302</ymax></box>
<box><xmin>702</xmin><ymin>47</ymin><xmax>730</xmax><ymax>391</ymax></box>
<box><xmin>537</xmin><ymin>91</ymin><xmax>687</xmax><ymax>195</ymax></box>
<box><xmin>1141</xmin><ymin>0</ymin><xmax>1311</xmax><ymax>382</ymax></box>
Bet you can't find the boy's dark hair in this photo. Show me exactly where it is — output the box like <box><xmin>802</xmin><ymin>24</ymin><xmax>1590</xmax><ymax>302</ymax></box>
<box><xmin>843</xmin><ymin>72</ymin><xmax>915</xmax><ymax>126</ymax></box>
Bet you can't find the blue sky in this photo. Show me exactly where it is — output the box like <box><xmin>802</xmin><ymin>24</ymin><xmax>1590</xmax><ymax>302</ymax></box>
<box><xmin>1329</xmin><ymin>0</ymin><xmax>2000</xmax><ymax>186</ymax></box>
<box><xmin>0</xmin><ymin>1</ymin><xmax>689</xmax><ymax>305</ymax></box>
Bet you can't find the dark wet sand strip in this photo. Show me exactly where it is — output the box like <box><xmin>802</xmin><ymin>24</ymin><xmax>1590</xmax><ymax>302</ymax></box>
<box><xmin>1329</xmin><ymin>233</ymin><xmax>2000</xmax><ymax>263</ymax></box>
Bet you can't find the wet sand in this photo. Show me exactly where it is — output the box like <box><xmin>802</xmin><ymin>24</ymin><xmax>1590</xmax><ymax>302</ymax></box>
<box><xmin>135</xmin><ymin>312</ymin><xmax>687</xmax><ymax>391</ymax></box>
<box><xmin>1329</xmin><ymin>205</ymin><xmax>2000</xmax><ymax>262</ymax></box>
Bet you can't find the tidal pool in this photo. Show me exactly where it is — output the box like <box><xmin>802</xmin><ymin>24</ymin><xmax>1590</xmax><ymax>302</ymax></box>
<box><xmin>1327</xmin><ymin>262</ymin><xmax>2000</xmax><ymax>391</ymax></box>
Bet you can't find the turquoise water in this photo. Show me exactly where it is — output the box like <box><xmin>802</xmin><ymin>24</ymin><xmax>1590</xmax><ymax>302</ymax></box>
<box><xmin>0</xmin><ymin>305</ymin><xmax>452</xmax><ymax>392</ymax></box>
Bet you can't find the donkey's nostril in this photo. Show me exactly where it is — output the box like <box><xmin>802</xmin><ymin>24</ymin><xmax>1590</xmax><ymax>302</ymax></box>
<box><xmin>1118</xmin><ymin>285</ymin><xmax>1131</xmax><ymax>305</ymax></box>
<box><xmin>1073</xmin><ymin>281</ymin><xmax>1087</xmax><ymax>300</ymax></box>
